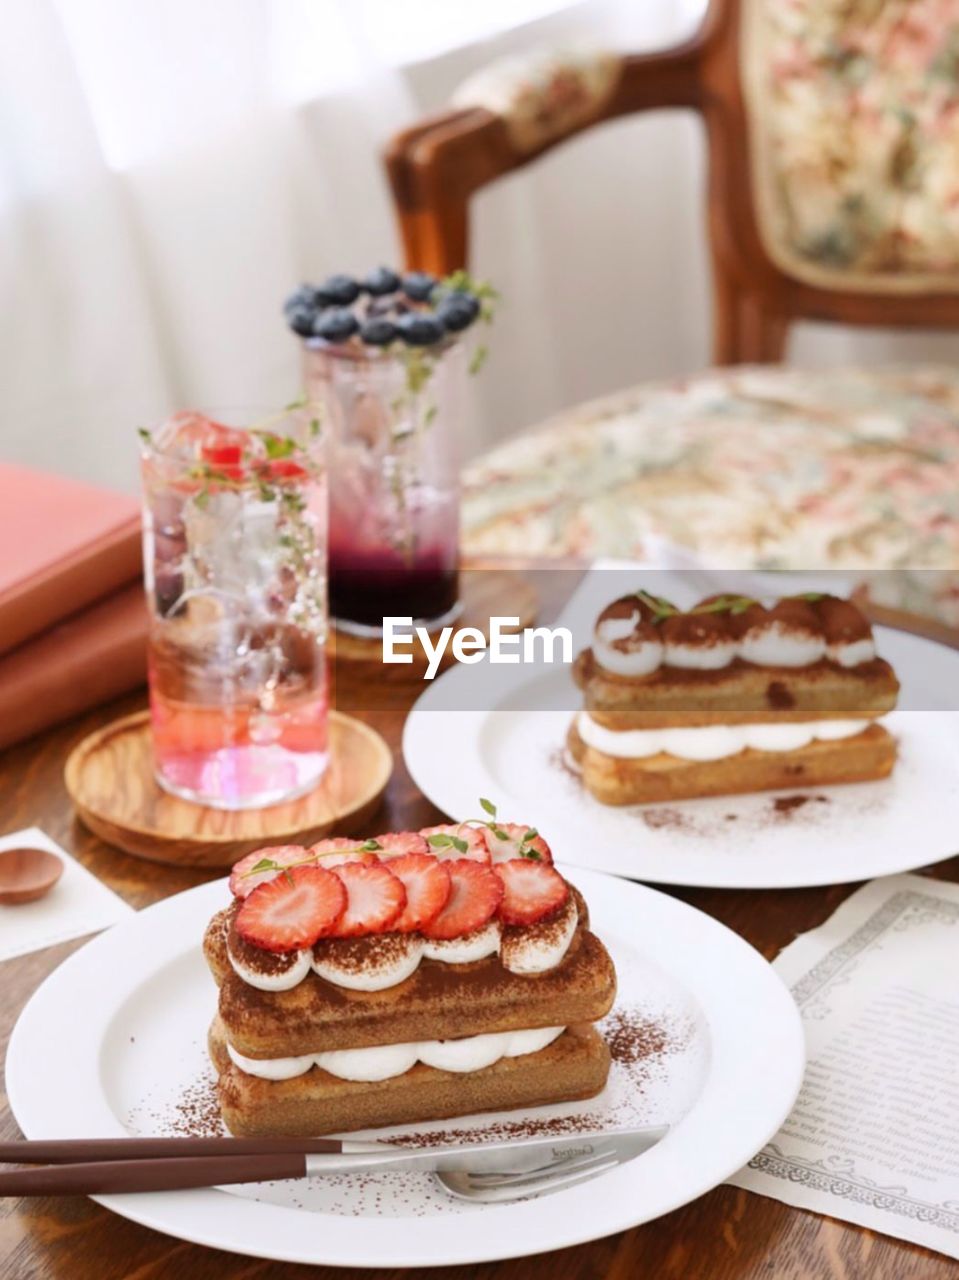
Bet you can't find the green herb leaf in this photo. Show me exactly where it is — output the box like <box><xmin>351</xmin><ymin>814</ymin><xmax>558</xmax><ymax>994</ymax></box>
<box><xmin>490</xmin><ymin>826</ymin><xmax>509</xmax><ymax>841</ymax></box>
<box><xmin>450</xmin><ymin>835</ymin><xmax>469</xmax><ymax>853</ymax></box>
<box><xmin>256</xmin><ymin>432</ymin><xmax>297</xmax><ymax>460</ymax></box>
<box><xmin>479</xmin><ymin>797</ymin><xmax>497</xmax><ymax>817</ymax></box>
<box><xmin>359</xmin><ymin>839</ymin><xmax>383</xmax><ymax>852</ymax></box>
<box><xmin>468</xmin><ymin>343</ymin><xmax>488</xmax><ymax>376</ymax></box>
<box><xmin>137</xmin><ymin>427</ymin><xmax>152</xmax><ymax>442</ymax></box>
<box><xmin>634</xmin><ymin>590</ymin><xmax>678</xmax><ymax>621</ymax></box>
<box><xmin>427</xmin><ymin>833</ymin><xmax>455</xmax><ymax>849</ymax></box>
<box><xmin>793</xmin><ymin>591</ymin><xmax>826</xmax><ymax>602</ymax></box>
<box><xmin>244</xmin><ymin>857</ymin><xmax>281</xmax><ymax>876</ymax></box>
<box><xmin>521</xmin><ymin>849</ymin><xmax>542</xmax><ymax>861</ymax></box>
<box><xmin>690</xmin><ymin>595</ymin><xmax>757</xmax><ymax>615</ymax></box>
<box><xmin>309</xmin><ymin>417</ymin><xmax>321</xmax><ymax>438</ymax></box>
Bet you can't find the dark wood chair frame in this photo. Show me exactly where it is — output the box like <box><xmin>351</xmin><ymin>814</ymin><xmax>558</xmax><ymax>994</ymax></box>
<box><xmin>385</xmin><ymin>0</ymin><xmax>959</xmax><ymax>365</ymax></box>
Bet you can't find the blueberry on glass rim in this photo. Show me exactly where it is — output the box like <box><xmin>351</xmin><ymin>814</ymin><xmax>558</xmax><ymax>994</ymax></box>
<box><xmin>286</xmin><ymin>303</ymin><xmax>318</xmax><ymax>337</ymax></box>
<box><xmin>396</xmin><ymin>312</ymin><xmax>444</xmax><ymax>346</ymax></box>
<box><xmin>319</xmin><ymin>274</ymin><xmax>361</xmax><ymax>306</ymax></box>
<box><xmin>313</xmin><ymin>308</ymin><xmax>359</xmax><ymax>342</ymax></box>
<box><xmin>436</xmin><ymin>293</ymin><xmax>480</xmax><ymax>331</ymax></box>
<box><xmin>359</xmin><ymin>317</ymin><xmax>398</xmax><ymax>346</ymax></box>
<box><xmin>363</xmin><ymin>266</ymin><xmax>401</xmax><ymax>296</ymax></box>
<box><xmin>401</xmin><ymin>271</ymin><xmax>436</xmax><ymax>302</ymax></box>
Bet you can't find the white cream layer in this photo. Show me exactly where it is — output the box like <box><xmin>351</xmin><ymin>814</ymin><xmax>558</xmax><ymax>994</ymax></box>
<box><xmin>577</xmin><ymin>711</ymin><xmax>871</xmax><ymax>762</ymax></box>
<box><xmin>592</xmin><ymin>611</ymin><xmax>876</xmax><ymax>676</ymax></box>
<box><xmin>228</xmin><ymin>902</ymin><xmax>578</xmax><ymax>994</ymax></box>
<box><xmin>226</xmin><ymin>1025</ymin><xmax>566</xmax><ymax>1082</ymax></box>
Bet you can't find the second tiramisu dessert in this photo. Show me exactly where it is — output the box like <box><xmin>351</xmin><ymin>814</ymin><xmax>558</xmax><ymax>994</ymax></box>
<box><xmin>570</xmin><ymin>590</ymin><xmax>900</xmax><ymax>804</ymax></box>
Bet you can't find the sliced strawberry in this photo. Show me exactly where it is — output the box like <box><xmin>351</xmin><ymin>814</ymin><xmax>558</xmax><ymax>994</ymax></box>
<box><xmin>495</xmin><ymin>861</ymin><xmax>568</xmax><ymax>926</ymax></box>
<box><xmin>236</xmin><ymin>865</ymin><xmax>346</xmax><ymax>952</ymax></box>
<box><xmin>374</xmin><ymin>831</ymin><xmax>429</xmax><ymax>859</ymax></box>
<box><xmin>387</xmin><ymin>854</ymin><xmax>451</xmax><ymax>932</ymax></box>
<box><xmin>308</xmin><ymin>837</ymin><xmax>380</xmax><ymax>868</ymax></box>
<box><xmin>229</xmin><ymin>845</ymin><xmax>308</xmax><ymax>899</ymax></box>
<box><xmin>201</xmin><ymin>442</ymin><xmax>243</xmax><ymax>466</ymax></box>
<box><xmin>482</xmin><ymin>823</ymin><xmax>553</xmax><ymax>865</ymax></box>
<box><xmin>421</xmin><ymin>860</ymin><xmax>503</xmax><ymax>941</ymax></box>
<box><xmin>420</xmin><ymin>824</ymin><xmax>490</xmax><ymax>863</ymax></box>
<box><xmin>331</xmin><ymin>862</ymin><xmax>406</xmax><ymax>936</ymax></box>
<box><xmin>265</xmin><ymin>459</ymin><xmax>308</xmax><ymax>482</ymax></box>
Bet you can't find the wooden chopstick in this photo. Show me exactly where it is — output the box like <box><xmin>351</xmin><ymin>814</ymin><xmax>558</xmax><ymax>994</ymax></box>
<box><xmin>0</xmin><ymin>1136</ymin><xmax>344</xmax><ymax>1165</ymax></box>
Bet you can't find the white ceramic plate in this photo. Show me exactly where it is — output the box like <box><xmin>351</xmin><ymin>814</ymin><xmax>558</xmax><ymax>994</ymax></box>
<box><xmin>6</xmin><ymin>873</ymin><xmax>802</xmax><ymax>1268</ymax></box>
<box><xmin>404</xmin><ymin>625</ymin><xmax>959</xmax><ymax>890</ymax></box>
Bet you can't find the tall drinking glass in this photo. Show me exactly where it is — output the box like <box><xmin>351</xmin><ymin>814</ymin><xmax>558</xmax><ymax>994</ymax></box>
<box><xmin>303</xmin><ymin>338</ymin><xmax>464</xmax><ymax>636</ymax></box>
<box><xmin>140</xmin><ymin>407</ymin><xmax>327</xmax><ymax>809</ymax></box>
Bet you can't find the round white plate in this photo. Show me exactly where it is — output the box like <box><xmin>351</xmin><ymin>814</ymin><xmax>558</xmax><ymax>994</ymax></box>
<box><xmin>403</xmin><ymin>627</ymin><xmax>959</xmax><ymax>890</ymax></box>
<box><xmin>6</xmin><ymin>873</ymin><xmax>802</xmax><ymax>1269</ymax></box>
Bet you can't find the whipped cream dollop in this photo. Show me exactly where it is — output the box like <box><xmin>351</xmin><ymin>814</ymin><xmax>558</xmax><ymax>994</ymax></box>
<box><xmin>228</xmin><ymin>900</ymin><xmax>579</xmax><ymax>992</ymax></box>
<box><xmin>226</xmin><ymin>1025</ymin><xmax>566</xmax><ymax>1082</ymax></box>
<box><xmin>593</xmin><ymin>611</ymin><xmax>663</xmax><ymax>677</ymax></box>
<box><xmin>500</xmin><ymin>894</ymin><xmax>578</xmax><ymax>974</ymax></box>
<box><xmin>577</xmin><ymin>711</ymin><xmax>872</xmax><ymax>761</ymax></box>
<box><xmin>422</xmin><ymin>919</ymin><xmax>501</xmax><ymax>963</ymax></box>
<box><xmin>312</xmin><ymin>933</ymin><xmax>424</xmax><ymax>992</ymax></box>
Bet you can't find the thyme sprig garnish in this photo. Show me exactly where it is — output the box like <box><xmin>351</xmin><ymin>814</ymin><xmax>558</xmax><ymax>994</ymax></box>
<box><xmin>243</xmin><ymin>840</ymin><xmax>384</xmax><ymax>881</ymax></box>
<box><xmin>690</xmin><ymin>594</ymin><xmax>758</xmax><ymax>616</ymax></box>
<box><xmin>634</xmin><ymin>591</ymin><xmax>679</xmax><ymax>621</ymax></box>
<box><xmin>426</xmin><ymin>798</ymin><xmax>543</xmax><ymax>861</ymax></box>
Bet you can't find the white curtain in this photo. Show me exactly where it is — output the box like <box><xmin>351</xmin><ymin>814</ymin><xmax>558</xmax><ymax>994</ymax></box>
<box><xmin>13</xmin><ymin>0</ymin><xmax>948</xmax><ymax>495</ymax></box>
<box><xmin>0</xmin><ymin>0</ymin><xmax>714</xmax><ymax>491</ymax></box>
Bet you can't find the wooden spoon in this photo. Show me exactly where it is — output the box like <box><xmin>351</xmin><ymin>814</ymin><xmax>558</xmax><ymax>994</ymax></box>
<box><xmin>0</xmin><ymin>847</ymin><xmax>64</xmax><ymax>905</ymax></box>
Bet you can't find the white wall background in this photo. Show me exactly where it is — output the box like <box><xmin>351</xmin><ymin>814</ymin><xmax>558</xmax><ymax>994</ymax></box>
<box><xmin>3</xmin><ymin>0</ymin><xmax>959</xmax><ymax>494</ymax></box>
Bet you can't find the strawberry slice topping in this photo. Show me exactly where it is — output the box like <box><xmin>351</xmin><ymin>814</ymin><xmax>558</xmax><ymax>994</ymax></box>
<box><xmin>308</xmin><ymin>837</ymin><xmax>380</xmax><ymax>868</ymax></box>
<box><xmin>421</xmin><ymin>860</ymin><xmax>504</xmax><ymax>941</ymax></box>
<box><xmin>374</xmin><ymin>831</ymin><xmax>429</xmax><ymax>859</ymax></box>
<box><xmin>229</xmin><ymin>845</ymin><xmax>308</xmax><ymax>899</ymax></box>
<box><xmin>235</xmin><ymin>865</ymin><xmax>346</xmax><ymax>952</ymax></box>
<box><xmin>495</xmin><ymin>861</ymin><xmax>568</xmax><ymax>926</ymax></box>
<box><xmin>482</xmin><ymin>823</ymin><xmax>553</xmax><ymax>865</ymax></box>
<box><xmin>330</xmin><ymin>862</ymin><xmax>406</xmax><ymax>936</ymax></box>
<box><xmin>420</xmin><ymin>824</ymin><xmax>490</xmax><ymax>862</ymax></box>
<box><xmin>387</xmin><ymin>854</ymin><xmax>451</xmax><ymax>932</ymax></box>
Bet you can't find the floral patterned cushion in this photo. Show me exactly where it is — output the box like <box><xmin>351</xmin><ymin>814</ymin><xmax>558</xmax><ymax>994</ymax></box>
<box><xmin>742</xmin><ymin>0</ymin><xmax>959</xmax><ymax>291</ymax></box>
<box><xmin>462</xmin><ymin>365</ymin><xmax>959</xmax><ymax>586</ymax></box>
<box><xmin>451</xmin><ymin>50</ymin><xmax>622</xmax><ymax>153</ymax></box>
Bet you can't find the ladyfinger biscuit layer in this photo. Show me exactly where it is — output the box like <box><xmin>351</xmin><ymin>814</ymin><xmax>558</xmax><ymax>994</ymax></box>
<box><xmin>568</xmin><ymin>719</ymin><xmax>897</xmax><ymax>805</ymax></box>
<box><xmin>210</xmin><ymin>1020</ymin><xmax>610</xmax><ymax>1137</ymax></box>
<box><xmin>213</xmin><ymin>925</ymin><xmax>616</xmax><ymax>1059</ymax></box>
<box><xmin>574</xmin><ymin>649</ymin><xmax>899</xmax><ymax>730</ymax></box>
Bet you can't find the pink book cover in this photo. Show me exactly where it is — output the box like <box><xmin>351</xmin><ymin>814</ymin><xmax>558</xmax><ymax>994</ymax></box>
<box><xmin>0</xmin><ymin>463</ymin><xmax>142</xmax><ymax>657</ymax></box>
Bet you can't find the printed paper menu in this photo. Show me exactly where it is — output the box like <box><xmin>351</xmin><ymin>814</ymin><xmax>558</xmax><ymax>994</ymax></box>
<box><xmin>731</xmin><ymin>873</ymin><xmax>959</xmax><ymax>1260</ymax></box>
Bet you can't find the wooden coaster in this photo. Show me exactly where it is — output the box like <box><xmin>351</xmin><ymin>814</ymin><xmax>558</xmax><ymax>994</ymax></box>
<box><xmin>65</xmin><ymin>710</ymin><xmax>392</xmax><ymax>869</ymax></box>
<box><xmin>329</xmin><ymin>568</ymin><xmax>537</xmax><ymax>673</ymax></box>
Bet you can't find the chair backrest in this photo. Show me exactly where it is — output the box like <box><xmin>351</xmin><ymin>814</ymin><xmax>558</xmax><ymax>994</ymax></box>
<box><xmin>385</xmin><ymin>0</ymin><xmax>959</xmax><ymax>364</ymax></box>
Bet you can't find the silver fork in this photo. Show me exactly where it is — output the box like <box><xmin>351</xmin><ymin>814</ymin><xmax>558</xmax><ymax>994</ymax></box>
<box><xmin>435</xmin><ymin>1125</ymin><xmax>668</xmax><ymax>1202</ymax></box>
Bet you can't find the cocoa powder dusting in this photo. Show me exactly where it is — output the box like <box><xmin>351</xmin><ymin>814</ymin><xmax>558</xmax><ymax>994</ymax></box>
<box><xmin>641</xmin><ymin>808</ymin><xmax>692</xmax><ymax>833</ymax></box>
<box><xmin>127</xmin><ymin>1071</ymin><xmax>225</xmax><ymax>1138</ymax></box>
<box><xmin>772</xmin><ymin>793</ymin><xmax>829</xmax><ymax>818</ymax></box>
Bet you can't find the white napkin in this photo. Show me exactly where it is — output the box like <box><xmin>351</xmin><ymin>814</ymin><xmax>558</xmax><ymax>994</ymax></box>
<box><xmin>729</xmin><ymin>874</ymin><xmax>959</xmax><ymax>1260</ymax></box>
<box><xmin>0</xmin><ymin>828</ymin><xmax>132</xmax><ymax>962</ymax></box>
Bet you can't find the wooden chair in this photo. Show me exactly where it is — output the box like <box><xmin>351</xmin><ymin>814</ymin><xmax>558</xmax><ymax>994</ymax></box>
<box><xmin>385</xmin><ymin>0</ymin><xmax>959</xmax><ymax>365</ymax></box>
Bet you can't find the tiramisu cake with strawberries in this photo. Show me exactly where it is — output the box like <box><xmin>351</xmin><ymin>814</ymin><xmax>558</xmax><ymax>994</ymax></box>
<box><xmin>569</xmin><ymin>590</ymin><xmax>900</xmax><ymax>804</ymax></box>
<box><xmin>203</xmin><ymin>806</ymin><xmax>616</xmax><ymax>1136</ymax></box>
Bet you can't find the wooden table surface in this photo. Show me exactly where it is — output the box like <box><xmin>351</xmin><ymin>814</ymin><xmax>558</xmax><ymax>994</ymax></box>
<box><xmin>3</xmin><ymin>629</ymin><xmax>959</xmax><ymax>1279</ymax></box>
